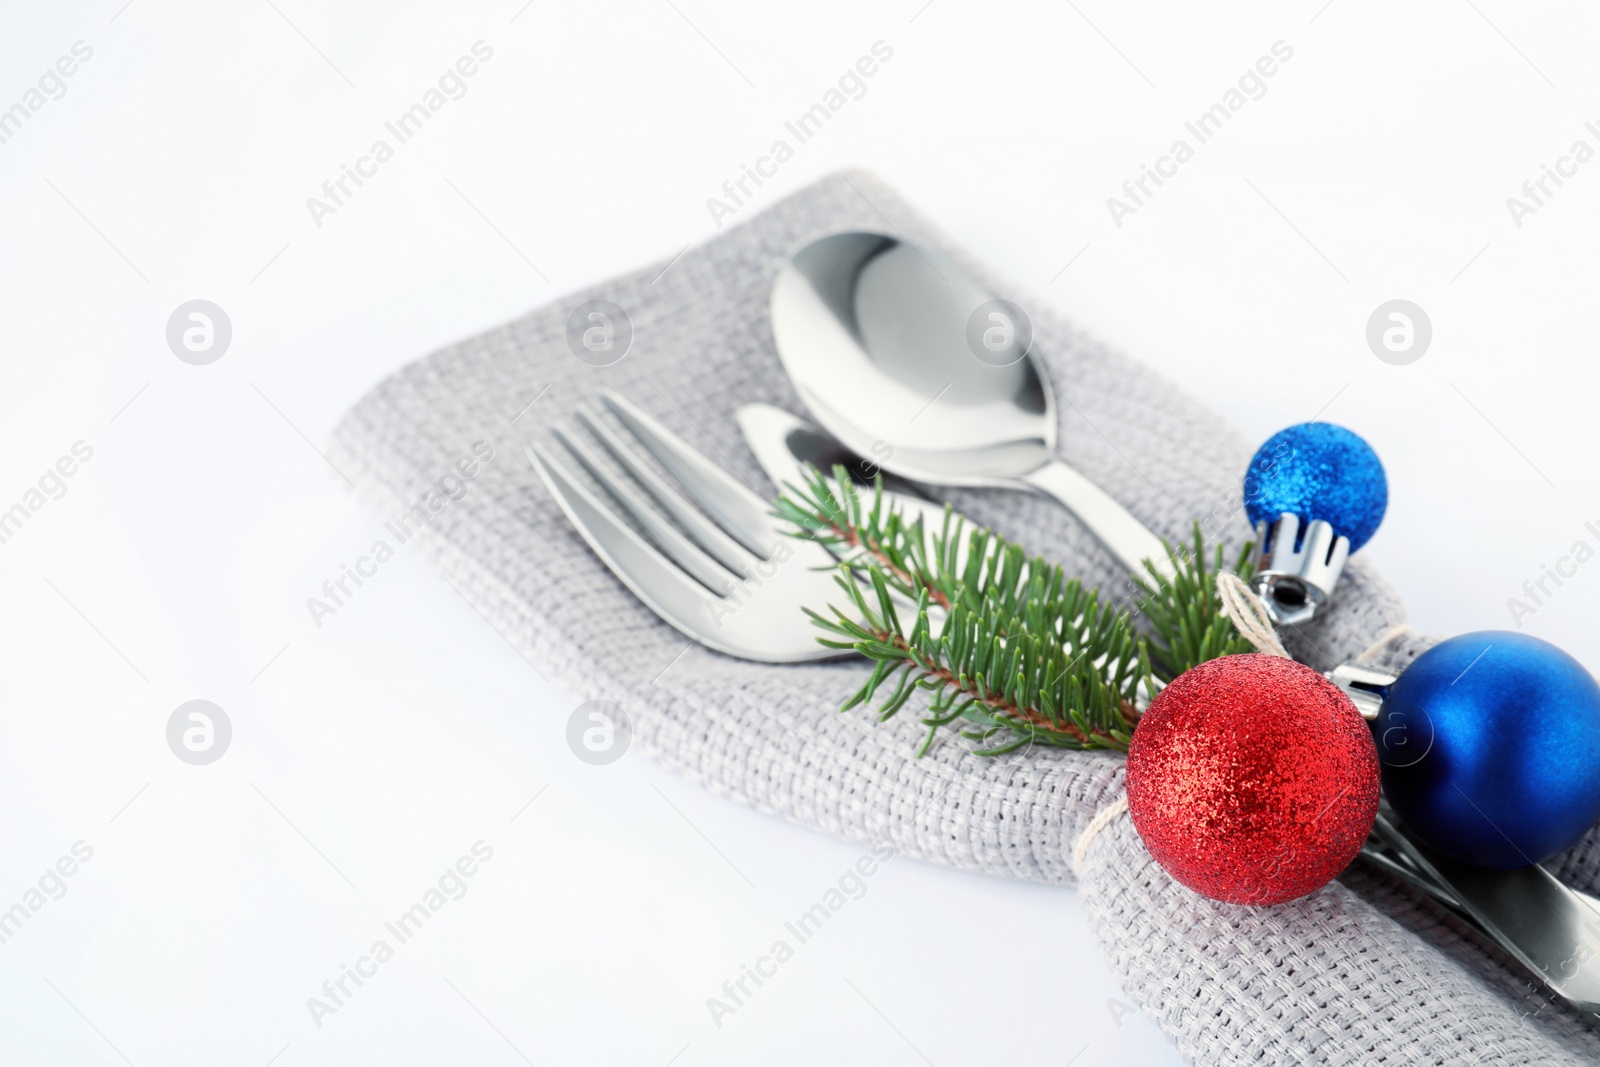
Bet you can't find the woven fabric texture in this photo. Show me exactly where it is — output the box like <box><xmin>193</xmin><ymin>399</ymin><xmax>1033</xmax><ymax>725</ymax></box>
<box><xmin>329</xmin><ymin>172</ymin><xmax>1600</xmax><ymax>1064</ymax></box>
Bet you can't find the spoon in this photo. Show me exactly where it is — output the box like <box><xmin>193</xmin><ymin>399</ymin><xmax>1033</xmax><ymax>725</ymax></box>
<box><xmin>770</xmin><ymin>230</ymin><xmax>1172</xmax><ymax>578</ymax></box>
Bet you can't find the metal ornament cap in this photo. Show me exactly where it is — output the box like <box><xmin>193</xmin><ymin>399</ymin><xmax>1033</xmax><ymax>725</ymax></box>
<box><xmin>1373</xmin><ymin>630</ymin><xmax>1600</xmax><ymax>869</ymax></box>
<box><xmin>1254</xmin><ymin>513</ymin><xmax>1351</xmax><ymax>626</ymax></box>
<box><xmin>1243</xmin><ymin>422</ymin><xmax>1387</xmax><ymax>624</ymax></box>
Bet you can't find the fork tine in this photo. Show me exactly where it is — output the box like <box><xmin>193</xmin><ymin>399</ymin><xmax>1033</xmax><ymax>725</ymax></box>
<box><xmin>600</xmin><ymin>391</ymin><xmax>775</xmax><ymax>555</ymax></box>
<box><xmin>527</xmin><ymin>444</ymin><xmax>735</xmax><ymax>642</ymax></box>
<box><xmin>553</xmin><ymin>427</ymin><xmax>737</xmax><ymax>595</ymax></box>
<box><xmin>576</xmin><ymin>405</ymin><xmax>762</xmax><ymax>575</ymax></box>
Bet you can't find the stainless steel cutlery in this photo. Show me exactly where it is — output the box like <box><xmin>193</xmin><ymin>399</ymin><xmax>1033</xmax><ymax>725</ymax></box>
<box><xmin>533</xmin><ymin>224</ymin><xmax>1597</xmax><ymax>1013</ymax></box>
<box><xmin>733</xmin><ymin>401</ymin><xmax>947</xmax><ymax>533</ymax></box>
<box><xmin>527</xmin><ymin>391</ymin><xmax>849</xmax><ymax>664</ymax></box>
<box><xmin>1367</xmin><ymin>809</ymin><xmax>1600</xmax><ymax>1013</ymax></box>
<box><xmin>770</xmin><ymin>230</ymin><xmax>1173</xmax><ymax>578</ymax></box>
<box><xmin>530</xmin><ymin>392</ymin><xmax>1600</xmax><ymax>1012</ymax></box>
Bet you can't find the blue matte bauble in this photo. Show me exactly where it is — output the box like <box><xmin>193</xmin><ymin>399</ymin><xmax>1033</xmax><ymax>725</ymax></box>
<box><xmin>1243</xmin><ymin>422</ymin><xmax>1388</xmax><ymax>552</ymax></box>
<box><xmin>1373</xmin><ymin>631</ymin><xmax>1600</xmax><ymax>868</ymax></box>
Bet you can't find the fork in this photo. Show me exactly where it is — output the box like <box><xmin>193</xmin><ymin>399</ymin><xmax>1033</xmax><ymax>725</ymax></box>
<box><xmin>526</xmin><ymin>390</ymin><xmax>854</xmax><ymax>663</ymax></box>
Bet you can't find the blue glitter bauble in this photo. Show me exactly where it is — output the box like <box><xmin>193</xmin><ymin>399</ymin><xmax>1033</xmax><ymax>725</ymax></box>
<box><xmin>1373</xmin><ymin>631</ymin><xmax>1600</xmax><ymax>869</ymax></box>
<box><xmin>1243</xmin><ymin>423</ymin><xmax>1387</xmax><ymax>552</ymax></box>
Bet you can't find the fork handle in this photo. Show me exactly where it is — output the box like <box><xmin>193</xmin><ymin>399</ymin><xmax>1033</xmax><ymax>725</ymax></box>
<box><xmin>1022</xmin><ymin>460</ymin><xmax>1174</xmax><ymax>581</ymax></box>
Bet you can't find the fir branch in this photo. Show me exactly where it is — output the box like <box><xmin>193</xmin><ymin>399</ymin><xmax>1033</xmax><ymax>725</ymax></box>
<box><xmin>772</xmin><ymin>469</ymin><xmax>954</xmax><ymax>609</ymax></box>
<box><xmin>777</xmin><ymin>466</ymin><xmax>1253</xmax><ymax>756</ymax></box>
<box><xmin>805</xmin><ymin>568</ymin><xmax>1142</xmax><ymax>755</ymax></box>
<box><xmin>780</xmin><ymin>466</ymin><xmax>1143</xmax><ymax>752</ymax></box>
<box><xmin>1132</xmin><ymin>526</ymin><xmax>1258</xmax><ymax>682</ymax></box>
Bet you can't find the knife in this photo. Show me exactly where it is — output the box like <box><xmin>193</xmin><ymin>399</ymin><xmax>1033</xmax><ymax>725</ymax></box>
<box><xmin>735</xmin><ymin>402</ymin><xmax>976</xmax><ymax>630</ymax></box>
<box><xmin>734</xmin><ymin>403</ymin><xmax>951</xmax><ymax>534</ymax></box>
<box><xmin>1374</xmin><ymin>812</ymin><xmax>1600</xmax><ymax>1014</ymax></box>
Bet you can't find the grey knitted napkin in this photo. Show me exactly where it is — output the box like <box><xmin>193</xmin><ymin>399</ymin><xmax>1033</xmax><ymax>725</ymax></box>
<box><xmin>329</xmin><ymin>171</ymin><xmax>1600</xmax><ymax>1064</ymax></box>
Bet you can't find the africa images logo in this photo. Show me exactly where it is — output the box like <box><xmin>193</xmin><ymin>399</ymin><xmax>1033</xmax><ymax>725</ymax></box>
<box><xmin>0</xmin><ymin>40</ymin><xmax>94</xmax><ymax>149</ymax></box>
<box><xmin>1105</xmin><ymin>40</ymin><xmax>1294</xmax><ymax>228</ymax></box>
<box><xmin>305</xmin><ymin>842</ymin><xmax>495</xmax><ymax>1029</ymax></box>
<box><xmin>306</xmin><ymin>441</ymin><xmax>494</xmax><ymax>628</ymax></box>
<box><xmin>705</xmin><ymin>41</ymin><xmax>894</xmax><ymax>228</ymax></box>
<box><xmin>304</xmin><ymin>42</ymin><xmax>495</xmax><ymax>229</ymax></box>
<box><xmin>0</xmin><ymin>441</ymin><xmax>94</xmax><ymax>548</ymax></box>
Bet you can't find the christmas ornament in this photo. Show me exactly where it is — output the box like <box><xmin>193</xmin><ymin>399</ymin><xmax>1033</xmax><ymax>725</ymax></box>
<box><xmin>1368</xmin><ymin>631</ymin><xmax>1600</xmax><ymax>869</ymax></box>
<box><xmin>1243</xmin><ymin>422</ymin><xmax>1387</xmax><ymax>626</ymax></box>
<box><xmin>1126</xmin><ymin>653</ymin><xmax>1380</xmax><ymax>905</ymax></box>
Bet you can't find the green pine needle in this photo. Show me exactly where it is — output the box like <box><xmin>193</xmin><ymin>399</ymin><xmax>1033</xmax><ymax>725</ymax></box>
<box><xmin>1132</xmin><ymin>527</ymin><xmax>1260</xmax><ymax>681</ymax></box>
<box><xmin>777</xmin><ymin>465</ymin><xmax>1257</xmax><ymax>756</ymax></box>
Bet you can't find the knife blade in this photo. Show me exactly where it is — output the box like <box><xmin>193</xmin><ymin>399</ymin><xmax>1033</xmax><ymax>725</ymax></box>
<box><xmin>734</xmin><ymin>403</ymin><xmax>950</xmax><ymax>534</ymax></box>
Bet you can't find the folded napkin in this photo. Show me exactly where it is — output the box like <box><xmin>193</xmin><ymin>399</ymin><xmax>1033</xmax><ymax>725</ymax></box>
<box><xmin>330</xmin><ymin>171</ymin><xmax>1600</xmax><ymax>1064</ymax></box>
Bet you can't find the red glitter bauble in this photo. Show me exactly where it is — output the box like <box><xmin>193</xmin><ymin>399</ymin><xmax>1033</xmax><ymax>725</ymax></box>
<box><xmin>1125</xmin><ymin>654</ymin><xmax>1380</xmax><ymax>906</ymax></box>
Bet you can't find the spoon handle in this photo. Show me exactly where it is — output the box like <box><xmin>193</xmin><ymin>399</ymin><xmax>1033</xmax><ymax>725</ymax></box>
<box><xmin>1022</xmin><ymin>460</ymin><xmax>1175</xmax><ymax>580</ymax></box>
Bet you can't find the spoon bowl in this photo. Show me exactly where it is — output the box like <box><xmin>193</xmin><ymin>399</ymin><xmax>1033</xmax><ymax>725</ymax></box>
<box><xmin>771</xmin><ymin>230</ymin><xmax>1170</xmax><ymax>576</ymax></box>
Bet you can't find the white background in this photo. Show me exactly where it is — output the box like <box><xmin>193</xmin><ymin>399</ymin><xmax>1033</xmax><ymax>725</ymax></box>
<box><xmin>2</xmin><ymin>1</ymin><xmax>1597</xmax><ymax>1064</ymax></box>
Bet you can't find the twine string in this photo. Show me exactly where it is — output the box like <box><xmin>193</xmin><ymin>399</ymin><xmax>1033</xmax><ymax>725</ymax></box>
<box><xmin>1216</xmin><ymin>571</ymin><xmax>1290</xmax><ymax>659</ymax></box>
<box><xmin>1072</xmin><ymin>793</ymin><xmax>1129</xmax><ymax>878</ymax></box>
<box><xmin>1356</xmin><ymin>621</ymin><xmax>1418</xmax><ymax>664</ymax></box>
